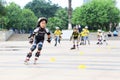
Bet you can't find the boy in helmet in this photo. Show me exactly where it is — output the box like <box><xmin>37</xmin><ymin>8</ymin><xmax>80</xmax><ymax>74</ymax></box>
<box><xmin>24</xmin><ymin>17</ymin><xmax>51</xmax><ymax>64</ymax></box>
<box><xmin>102</xmin><ymin>31</ymin><xmax>108</xmax><ymax>45</ymax></box>
<box><xmin>70</xmin><ymin>27</ymin><xmax>80</xmax><ymax>49</ymax></box>
<box><xmin>54</xmin><ymin>27</ymin><xmax>62</xmax><ymax>46</ymax></box>
<box><xmin>97</xmin><ymin>29</ymin><xmax>103</xmax><ymax>45</ymax></box>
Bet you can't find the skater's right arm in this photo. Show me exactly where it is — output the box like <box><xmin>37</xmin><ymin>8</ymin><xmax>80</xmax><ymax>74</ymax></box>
<box><xmin>28</xmin><ymin>28</ymin><xmax>39</xmax><ymax>38</ymax></box>
<box><xmin>28</xmin><ymin>28</ymin><xmax>39</xmax><ymax>44</ymax></box>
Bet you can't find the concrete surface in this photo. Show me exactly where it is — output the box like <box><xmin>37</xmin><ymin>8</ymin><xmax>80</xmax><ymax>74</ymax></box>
<box><xmin>0</xmin><ymin>30</ymin><xmax>14</xmax><ymax>41</ymax></box>
<box><xmin>0</xmin><ymin>40</ymin><xmax>120</xmax><ymax>80</ymax></box>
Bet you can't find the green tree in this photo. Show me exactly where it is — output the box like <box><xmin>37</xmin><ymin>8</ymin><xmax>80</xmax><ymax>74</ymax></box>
<box><xmin>0</xmin><ymin>0</ymin><xmax>6</xmax><ymax>16</ymax></box>
<box><xmin>47</xmin><ymin>8</ymin><xmax>68</xmax><ymax>32</ymax></box>
<box><xmin>0</xmin><ymin>16</ymin><xmax>9</xmax><ymax>29</ymax></box>
<box><xmin>72</xmin><ymin>0</ymin><xmax>120</xmax><ymax>31</ymax></box>
<box><xmin>4</xmin><ymin>2</ymin><xmax>37</xmax><ymax>32</ymax></box>
<box><xmin>6</xmin><ymin>2</ymin><xmax>22</xmax><ymax>30</ymax></box>
<box><xmin>25</xmin><ymin>0</ymin><xmax>59</xmax><ymax>18</ymax></box>
<box><xmin>21</xmin><ymin>9</ymin><xmax>37</xmax><ymax>32</ymax></box>
<box><xmin>0</xmin><ymin>0</ymin><xmax>7</xmax><ymax>29</ymax></box>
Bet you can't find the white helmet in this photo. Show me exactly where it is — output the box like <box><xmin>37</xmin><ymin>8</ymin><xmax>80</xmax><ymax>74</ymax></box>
<box><xmin>38</xmin><ymin>17</ymin><xmax>47</xmax><ymax>23</ymax></box>
<box><xmin>56</xmin><ymin>27</ymin><xmax>59</xmax><ymax>29</ymax></box>
<box><xmin>97</xmin><ymin>29</ymin><xmax>102</xmax><ymax>32</ymax></box>
<box><xmin>85</xmin><ymin>26</ymin><xmax>88</xmax><ymax>29</ymax></box>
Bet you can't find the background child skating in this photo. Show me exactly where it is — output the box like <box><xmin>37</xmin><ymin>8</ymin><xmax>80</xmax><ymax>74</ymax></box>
<box><xmin>97</xmin><ymin>29</ymin><xmax>103</xmax><ymax>45</ymax></box>
<box><xmin>101</xmin><ymin>31</ymin><xmax>108</xmax><ymax>45</ymax></box>
<box><xmin>70</xmin><ymin>27</ymin><xmax>80</xmax><ymax>49</ymax></box>
<box><xmin>96</xmin><ymin>29</ymin><xmax>108</xmax><ymax>45</ymax></box>
<box><xmin>24</xmin><ymin>17</ymin><xmax>51</xmax><ymax>64</ymax></box>
<box><xmin>79</xmin><ymin>28</ymin><xmax>85</xmax><ymax>45</ymax></box>
<box><xmin>83</xmin><ymin>26</ymin><xmax>90</xmax><ymax>45</ymax></box>
<box><xmin>54</xmin><ymin>27</ymin><xmax>62</xmax><ymax>46</ymax></box>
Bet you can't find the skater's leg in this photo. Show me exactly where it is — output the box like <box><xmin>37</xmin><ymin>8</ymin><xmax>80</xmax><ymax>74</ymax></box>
<box><xmin>34</xmin><ymin>42</ymin><xmax>43</xmax><ymax>64</ymax></box>
<box><xmin>24</xmin><ymin>44</ymin><xmax>36</xmax><ymax>63</ymax></box>
<box><xmin>86</xmin><ymin>36</ymin><xmax>90</xmax><ymax>45</ymax></box>
<box><xmin>54</xmin><ymin>36</ymin><xmax>57</xmax><ymax>46</ymax></box>
<box><xmin>80</xmin><ymin>37</ymin><xmax>84</xmax><ymax>45</ymax></box>
<box><xmin>25</xmin><ymin>52</ymin><xmax>32</xmax><ymax>62</ymax></box>
<box><xmin>97</xmin><ymin>37</ymin><xmax>102</xmax><ymax>45</ymax></box>
<box><xmin>58</xmin><ymin>36</ymin><xmax>60</xmax><ymax>44</ymax></box>
<box><xmin>100</xmin><ymin>39</ymin><xmax>103</xmax><ymax>44</ymax></box>
<box><xmin>103</xmin><ymin>40</ymin><xmax>108</xmax><ymax>45</ymax></box>
<box><xmin>88</xmin><ymin>39</ymin><xmax>90</xmax><ymax>45</ymax></box>
<box><xmin>97</xmin><ymin>39</ymin><xmax>102</xmax><ymax>45</ymax></box>
<box><xmin>71</xmin><ymin>40</ymin><xmax>76</xmax><ymax>49</ymax></box>
<box><xmin>77</xmin><ymin>39</ymin><xmax>79</xmax><ymax>48</ymax></box>
<box><xmin>97</xmin><ymin>39</ymin><xmax>100</xmax><ymax>44</ymax></box>
<box><xmin>84</xmin><ymin>36</ymin><xmax>86</xmax><ymax>45</ymax></box>
<box><xmin>34</xmin><ymin>50</ymin><xmax>41</xmax><ymax>64</ymax></box>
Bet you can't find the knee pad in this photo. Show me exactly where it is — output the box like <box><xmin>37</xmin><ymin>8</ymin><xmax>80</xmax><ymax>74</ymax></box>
<box><xmin>35</xmin><ymin>52</ymin><xmax>40</xmax><ymax>57</ymax></box>
<box><xmin>27</xmin><ymin>53</ymin><xmax>32</xmax><ymax>58</ymax></box>
<box><xmin>38</xmin><ymin>42</ymin><xmax>43</xmax><ymax>50</ymax></box>
<box><xmin>30</xmin><ymin>45</ymin><xmax>36</xmax><ymax>51</ymax></box>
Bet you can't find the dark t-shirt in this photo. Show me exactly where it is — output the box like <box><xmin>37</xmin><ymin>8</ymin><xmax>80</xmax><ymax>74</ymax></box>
<box><xmin>33</xmin><ymin>27</ymin><xmax>50</xmax><ymax>43</ymax></box>
<box><xmin>72</xmin><ymin>32</ymin><xmax>79</xmax><ymax>39</ymax></box>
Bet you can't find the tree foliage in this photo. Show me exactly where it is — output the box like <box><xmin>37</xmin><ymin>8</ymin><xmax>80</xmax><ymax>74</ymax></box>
<box><xmin>72</xmin><ymin>0</ymin><xmax>120</xmax><ymax>31</ymax></box>
<box><xmin>2</xmin><ymin>0</ymin><xmax>120</xmax><ymax>32</ymax></box>
<box><xmin>0</xmin><ymin>0</ymin><xmax>6</xmax><ymax>16</ymax></box>
<box><xmin>5</xmin><ymin>2</ymin><xmax>37</xmax><ymax>32</ymax></box>
<box><xmin>47</xmin><ymin>8</ymin><xmax>68</xmax><ymax>32</ymax></box>
<box><xmin>25</xmin><ymin>0</ymin><xmax>59</xmax><ymax>18</ymax></box>
<box><xmin>0</xmin><ymin>0</ymin><xmax>7</xmax><ymax>29</ymax></box>
<box><xmin>0</xmin><ymin>0</ymin><xmax>67</xmax><ymax>32</ymax></box>
<box><xmin>21</xmin><ymin>9</ymin><xmax>37</xmax><ymax>32</ymax></box>
<box><xmin>5</xmin><ymin>2</ymin><xmax>22</xmax><ymax>29</ymax></box>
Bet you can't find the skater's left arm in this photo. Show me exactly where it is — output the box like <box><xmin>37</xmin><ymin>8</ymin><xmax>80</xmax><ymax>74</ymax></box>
<box><xmin>46</xmin><ymin>28</ymin><xmax>51</xmax><ymax>43</ymax></box>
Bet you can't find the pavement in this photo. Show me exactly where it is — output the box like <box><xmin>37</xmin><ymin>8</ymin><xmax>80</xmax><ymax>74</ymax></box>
<box><xmin>0</xmin><ymin>40</ymin><xmax>120</xmax><ymax>80</ymax></box>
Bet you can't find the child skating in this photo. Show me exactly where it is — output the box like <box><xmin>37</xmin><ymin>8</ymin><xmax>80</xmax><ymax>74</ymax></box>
<box><xmin>24</xmin><ymin>17</ymin><xmax>51</xmax><ymax>64</ymax></box>
<box><xmin>84</xmin><ymin>26</ymin><xmax>90</xmax><ymax>45</ymax></box>
<box><xmin>79</xmin><ymin>28</ymin><xmax>85</xmax><ymax>45</ymax></box>
<box><xmin>70</xmin><ymin>27</ymin><xmax>80</xmax><ymax>50</ymax></box>
<box><xmin>96</xmin><ymin>29</ymin><xmax>103</xmax><ymax>45</ymax></box>
<box><xmin>54</xmin><ymin>27</ymin><xmax>62</xmax><ymax>46</ymax></box>
<box><xmin>101</xmin><ymin>31</ymin><xmax>108</xmax><ymax>45</ymax></box>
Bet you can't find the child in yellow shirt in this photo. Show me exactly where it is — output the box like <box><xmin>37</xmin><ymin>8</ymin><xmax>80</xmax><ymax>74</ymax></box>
<box><xmin>80</xmin><ymin>28</ymin><xmax>85</xmax><ymax>45</ymax></box>
<box><xmin>54</xmin><ymin>27</ymin><xmax>62</xmax><ymax>46</ymax></box>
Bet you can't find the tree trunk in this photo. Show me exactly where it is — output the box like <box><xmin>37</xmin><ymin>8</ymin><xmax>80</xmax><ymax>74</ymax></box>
<box><xmin>68</xmin><ymin>0</ymin><xmax>72</xmax><ymax>29</ymax></box>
